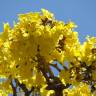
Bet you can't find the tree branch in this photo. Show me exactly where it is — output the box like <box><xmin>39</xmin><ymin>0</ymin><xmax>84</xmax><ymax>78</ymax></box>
<box><xmin>10</xmin><ymin>80</ymin><xmax>17</xmax><ymax>96</ymax></box>
<box><xmin>14</xmin><ymin>79</ymin><xmax>35</xmax><ymax>96</ymax></box>
<box><xmin>36</xmin><ymin>52</ymin><xmax>71</xmax><ymax>96</ymax></box>
<box><xmin>15</xmin><ymin>79</ymin><xmax>29</xmax><ymax>96</ymax></box>
<box><xmin>50</xmin><ymin>63</ymin><xmax>61</xmax><ymax>72</ymax></box>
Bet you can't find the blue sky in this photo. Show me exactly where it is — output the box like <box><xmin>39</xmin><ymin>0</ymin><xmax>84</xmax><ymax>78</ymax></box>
<box><xmin>0</xmin><ymin>0</ymin><xmax>96</xmax><ymax>43</ymax></box>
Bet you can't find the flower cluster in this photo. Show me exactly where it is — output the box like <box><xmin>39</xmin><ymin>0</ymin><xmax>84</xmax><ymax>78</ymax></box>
<box><xmin>0</xmin><ymin>9</ymin><xmax>96</xmax><ymax>96</ymax></box>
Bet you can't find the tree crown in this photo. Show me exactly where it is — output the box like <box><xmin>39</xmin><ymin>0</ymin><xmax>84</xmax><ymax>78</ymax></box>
<box><xmin>0</xmin><ymin>9</ymin><xmax>96</xmax><ymax>96</ymax></box>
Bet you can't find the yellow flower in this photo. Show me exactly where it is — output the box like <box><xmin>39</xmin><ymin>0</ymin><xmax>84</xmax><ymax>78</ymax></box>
<box><xmin>41</xmin><ymin>9</ymin><xmax>54</xmax><ymax>19</ymax></box>
<box><xmin>59</xmin><ymin>70</ymin><xmax>70</xmax><ymax>84</ymax></box>
<box><xmin>0</xmin><ymin>39</ymin><xmax>3</xmax><ymax>47</ymax></box>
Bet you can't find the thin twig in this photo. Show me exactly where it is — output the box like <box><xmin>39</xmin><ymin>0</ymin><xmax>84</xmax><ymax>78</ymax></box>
<box><xmin>50</xmin><ymin>63</ymin><xmax>61</xmax><ymax>72</ymax></box>
<box><xmin>10</xmin><ymin>80</ymin><xmax>17</xmax><ymax>96</ymax></box>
